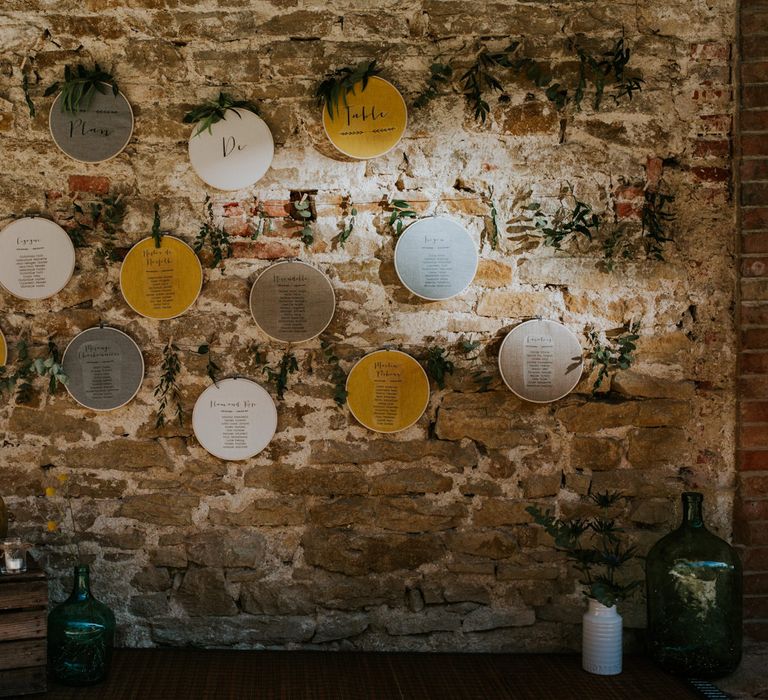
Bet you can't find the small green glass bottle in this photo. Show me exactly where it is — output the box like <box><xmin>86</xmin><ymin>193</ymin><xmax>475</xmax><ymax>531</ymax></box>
<box><xmin>48</xmin><ymin>565</ymin><xmax>116</xmax><ymax>685</ymax></box>
<box><xmin>646</xmin><ymin>492</ymin><xmax>742</xmax><ymax>678</ymax></box>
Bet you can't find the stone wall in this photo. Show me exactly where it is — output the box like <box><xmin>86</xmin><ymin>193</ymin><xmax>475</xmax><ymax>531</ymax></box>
<box><xmin>0</xmin><ymin>1</ymin><xmax>738</xmax><ymax>649</ymax></box>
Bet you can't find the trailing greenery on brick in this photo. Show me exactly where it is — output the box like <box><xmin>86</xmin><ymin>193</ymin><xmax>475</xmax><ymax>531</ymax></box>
<box><xmin>587</xmin><ymin>322</ymin><xmax>640</xmax><ymax>392</ymax></box>
<box><xmin>336</xmin><ymin>200</ymin><xmax>357</xmax><ymax>249</ymax></box>
<box><xmin>263</xmin><ymin>349</ymin><xmax>299</xmax><ymax>401</ymax></box>
<box><xmin>294</xmin><ymin>194</ymin><xmax>314</xmax><ymax>247</ymax></box>
<box><xmin>459</xmin><ymin>338</ymin><xmax>493</xmax><ymax>392</ymax></box>
<box><xmin>0</xmin><ymin>338</ymin><xmax>68</xmax><ymax>403</ymax></box>
<box><xmin>193</xmin><ymin>195</ymin><xmax>232</xmax><ymax>268</ymax></box>
<box><xmin>528</xmin><ymin>189</ymin><xmax>601</xmax><ymax>250</ymax></box>
<box><xmin>183</xmin><ymin>92</ymin><xmax>260</xmax><ymax>137</ymax></box>
<box><xmin>424</xmin><ymin>346</ymin><xmax>455</xmax><ymax>390</ymax></box>
<box><xmin>414</xmin><ymin>63</ymin><xmax>453</xmax><ymax>109</ymax></box>
<box><xmin>320</xmin><ymin>339</ymin><xmax>348</xmax><ymax>406</ymax></box>
<box><xmin>154</xmin><ymin>341</ymin><xmax>183</xmax><ymax>428</ymax></box>
<box><xmin>387</xmin><ymin>199</ymin><xmax>418</xmax><ymax>236</ymax></box>
<box><xmin>196</xmin><ymin>343</ymin><xmax>221</xmax><ymax>386</ymax></box>
<box><xmin>483</xmin><ymin>186</ymin><xmax>501</xmax><ymax>250</ymax></box>
<box><xmin>66</xmin><ymin>194</ymin><xmax>125</xmax><ymax>261</ymax></box>
<box><xmin>151</xmin><ymin>203</ymin><xmax>164</xmax><ymax>248</ymax></box>
<box><xmin>45</xmin><ymin>64</ymin><xmax>119</xmax><ymax>115</ymax></box>
<box><xmin>316</xmin><ymin>60</ymin><xmax>380</xmax><ymax>121</ymax></box>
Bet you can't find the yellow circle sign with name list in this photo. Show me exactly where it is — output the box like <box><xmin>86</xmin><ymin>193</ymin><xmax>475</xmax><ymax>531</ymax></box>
<box><xmin>119</xmin><ymin>236</ymin><xmax>203</xmax><ymax>320</ymax></box>
<box><xmin>346</xmin><ymin>349</ymin><xmax>430</xmax><ymax>433</ymax></box>
<box><xmin>322</xmin><ymin>76</ymin><xmax>407</xmax><ymax>160</ymax></box>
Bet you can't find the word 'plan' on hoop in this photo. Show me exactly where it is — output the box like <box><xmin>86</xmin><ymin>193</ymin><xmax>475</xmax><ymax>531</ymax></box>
<box><xmin>49</xmin><ymin>85</ymin><xmax>134</xmax><ymax>163</ymax></box>
<box><xmin>0</xmin><ymin>328</ymin><xmax>7</xmax><ymax>365</ymax></box>
<box><xmin>322</xmin><ymin>76</ymin><xmax>407</xmax><ymax>160</ymax></box>
<box><xmin>498</xmin><ymin>319</ymin><xmax>584</xmax><ymax>403</ymax></box>
<box><xmin>0</xmin><ymin>218</ymin><xmax>76</xmax><ymax>300</ymax></box>
<box><xmin>192</xmin><ymin>377</ymin><xmax>278</xmax><ymax>461</ymax></box>
<box><xmin>394</xmin><ymin>216</ymin><xmax>478</xmax><ymax>300</ymax></box>
<box><xmin>249</xmin><ymin>261</ymin><xmax>335</xmax><ymax>343</ymax></box>
<box><xmin>188</xmin><ymin>108</ymin><xmax>274</xmax><ymax>191</ymax></box>
<box><xmin>119</xmin><ymin>236</ymin><xmax>203</xmax><ymax>320</ymax></box>
<box><xmin>62</xmin><ymin>326</ymin><xmax>144</xmax><ymax>411</ymax></box>
<box><xmin>346</xmin><ymin>349</ymin><xmax>430</xmax><ymax>433</ymax></box>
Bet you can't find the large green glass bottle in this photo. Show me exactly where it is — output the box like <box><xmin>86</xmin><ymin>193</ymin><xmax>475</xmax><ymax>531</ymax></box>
<box><xmin>645</xmin><ymin>492</ymin><xmax>742</xmax><ymax>678</ymax></box>
<box><xmin>48</xmin><ymin>565</ymin><xmax>116</xmax><ymax>685</ymax></box>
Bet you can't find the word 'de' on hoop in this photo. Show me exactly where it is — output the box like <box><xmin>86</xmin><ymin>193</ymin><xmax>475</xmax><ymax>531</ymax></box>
<box><xmin>346</xmin><ymin>349</ymin><xmax>430</xmax><ymax>433</ymax></box>
<box><xmin>188</xmin><ymin>108</ymin><xmax>274</xmax><ymax>191</ymax></box>
<box><xmin>498</xmin><ymin>319</ymin><xmax>584</xmax><ymax>403</ymax></box>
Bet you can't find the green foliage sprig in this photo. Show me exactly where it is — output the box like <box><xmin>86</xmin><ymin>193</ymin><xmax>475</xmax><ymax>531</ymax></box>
<box><xmin>22</xmin><ymin>72</ymin><xmax>36</xmax><ymax>118</ymax></box>
<box><xmin>251</xmin><ymin>201</ymin><xmax>273</xmax><ymax>240</ymax></box>
<box><xmin>66</xmin><ymin>194</ymin><xmax>126</xmax><ymax>261</ymax></box>
<box><xmin>587</xmin><ymin>322</ymin><xmax>640</xmax><ymax>392</ymax></box>
<box><xmin>0</xmin><ymin>338</ymin><xmax>68</xmax><ymax>403</ymax></box>
<box><xmin>460</xmin><ymin>44</ymin><xmax>520</xmax><ymax>123</ymax></box>
<box><xmin>263</xmin><ymin>349</ymin><xmax>299</xmax><ymax>401</ymax></box>
<box><xmin>197</xmin><ymin>343</ymin><xmax>221</xmax><ymax>386</ymax></box>
<box><xmin>193</xmin><ymin>195</ymin><xmax>232</xmax><ymax>268</ymax></box>
<box><xmin>387</xmin><ymin>199</ymin><xmax>417</xmax><ymax>236</ymax></box>
<box><xmin>574</xmin><ymin>38</ymin><xmax>643</xmax><ymax>110</ymax></box>
<box><xmin>424</xmin><ymin>346</ymin><xmax>455</xmax><ymax>390</ymax></box>
<box><xmin>527</xmin><ymin>492</ymin><xmax>641</xmax><ymax>608</ymax></box>
<box><xmin>642</xmin><ymin>189</ymin><xmax>675</xmax><ymax>261</ymax></box>
<box><xmin>529</xmin><ymin>189</ymin><xmax>601</xmax><ymax>250</ymax></box>
<box><xmin>155</xmin><ymin>341</ymin><xmax>183</xmax><ymax>428</ymax></box>
<box><xmin>483</xmin><ymin>186</ymin><xmax>501</xmax><ymax>250</ymax></box>
<box><xmin>183</xmin><ymin>92</ymin><xmax>260</xmax><ymax>137</ymax></box>
<box><xmin>316</xmin><ymin>60</ymin><xmax>381</xmax><ymax>121</ymax></box>
<box><xmin>414</xmin><ymin>63</ymin><xmax>453</xmax><ymax>109</ymax></box>
<box><xmin>320</xmin><ymin>339</ymin><xmax>348</xmax><ymax>406</ymax></box>
<box><xmin>294</xmin><ymin>195</ymin><xmax>314</xmax><ymax>247</ymax></box>
<box><xmin>151</xmin><ymin>203</ymin><xmax>163</xmax><ymax>249</ymax></box>
<box><xmin>459</xmin><ymin>338</ymin><xmax>493</xmax><ymax>392</ymax></box>
<box><xmin>336</xmin><ymin>200</ymin><xmax>357</xmax><ymax>249</ymax></box>
<box><xmin>44</xmin><ymin>64</ymin><xmax>119</xmax><ymax>115</ymax></box>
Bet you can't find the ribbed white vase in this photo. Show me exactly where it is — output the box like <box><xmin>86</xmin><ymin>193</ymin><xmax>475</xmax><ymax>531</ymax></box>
<box><xmin>582</xmin><ymin>599</ymin><xmax>623</xmax><ymax>675</ymax></box>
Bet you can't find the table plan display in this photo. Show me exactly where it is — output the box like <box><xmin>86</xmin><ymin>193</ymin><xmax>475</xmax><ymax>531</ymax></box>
<box><xmin>0</xmin><ymin>218</ymin><xmax>76</xmax><ymax>300</ymax></box>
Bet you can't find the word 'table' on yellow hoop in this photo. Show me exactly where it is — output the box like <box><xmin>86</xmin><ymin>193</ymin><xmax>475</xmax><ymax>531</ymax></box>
<box><xmin>119</xmin><ymin>236</ymin><xmax>203</xmax><ymax>320</ymax></box>
<box><xmin>322</xmin><ymin>76</ymin><xmax>407</xmax><ymax>160</ymax></box>
<box><xmin>346</xmin><ymin>349</ymin><xmax>430</xmax><ymax>433</ymax></box>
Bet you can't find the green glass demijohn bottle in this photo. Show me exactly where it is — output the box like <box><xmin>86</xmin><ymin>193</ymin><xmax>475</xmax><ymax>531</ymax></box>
<box><xmin>645</xmin><ymin>492</ymin><xmax>742</xmax><ymax>678</ymax></box>
<box><xmin>48</xmin><ymin>565</ymin><xmax>116</xmax><ymax>685</ymax></box>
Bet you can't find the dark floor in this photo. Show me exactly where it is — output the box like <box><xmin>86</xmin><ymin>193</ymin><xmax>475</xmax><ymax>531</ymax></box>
<box><xmin>38</xmin><ymin>650</ymin><xmax>708</xmax><ymax>700</ymax></box>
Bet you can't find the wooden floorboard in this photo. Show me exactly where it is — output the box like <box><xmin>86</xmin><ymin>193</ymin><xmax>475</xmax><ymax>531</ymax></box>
<box><xmin>37</xmin><ymin>649</ymin><xmax>704</xmax><ymax>700</ymax></box>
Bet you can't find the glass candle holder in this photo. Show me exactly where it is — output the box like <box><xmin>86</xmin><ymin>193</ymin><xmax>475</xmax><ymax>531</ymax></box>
<box><xmin>1</xmin><ymin>539</ymin><xmax>31</xmax><ymax>574</ymax></box>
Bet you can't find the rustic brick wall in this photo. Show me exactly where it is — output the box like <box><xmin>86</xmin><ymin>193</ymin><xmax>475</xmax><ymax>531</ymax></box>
<box><xmin>0</xmin><ymin>1</ymin><xmax>737</xmax><ymax>650</ymax></box>
<box><xmin>737</xmin><ymin>0</ymin><xmax>768</xmax><ymax>644</ymax></box>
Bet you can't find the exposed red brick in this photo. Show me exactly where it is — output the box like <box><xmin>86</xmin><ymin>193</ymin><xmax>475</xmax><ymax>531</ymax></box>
<box><xmin>615</xmin><ymin>202</ymin><xmax>642</xmax><ymax>220</ymax></box>
<box><xmin>741</xmin><ymin>477</ymin><xmax>768</xmax><ymax>500</ymax></box>
<box><xmin>698</xmin><ymin>113</ymin><xmax>732</xmax><ymax>135</ymax></box>
<box><xmin>742</xmin><ymin>328</ymin><xmax>768</xmax><ymax>348</ymax></box>
<box><xmin>742</xmin><ymin>62</ymin><xmax>768</xmax><ymax>84</ymax></box>
<box><xmin>739</xmin><ymin>375</ymin><xmax>768</xmax><ymax>399</ymax></box>
<box><xmin>741</xmin><ymin>500</ymin><xmax>768</xmax><ymax>521</ymax></box>
<box><xmin>690</xmin><ymin>42</ymin><xmax>731</xmax><ymax>62</ymax></box>
<box><xmin>614</xmin><ymin>185</ymin><xmax>644</xmax><ymax>201</ymax></box>
<box><xmin>742</xmin><ymin>109</ymin><xmax>768</xmax><ymax>132</ymax></box>
<box><xmin>744</xmin><ymin>233</ymin><xmax>768</xmax><ymax>254</ymax></box>
<box><xmin>256</xmin><ymin>200</ymin><xmax>292</xmax><ymax>218</ymax></box>
<box><xmin>741</xmin><ymin>304</ymin><xmax>768</xmax><ymax>325</ymax></box>
<box><xmin>743</xmin><ymin>183</ymin><xmax>768</xmax><ymax>206</ymax></box>
<box><xmin>744</xmin><ymin>36</ymin><xmax>768</xmax><ymax>59</ymax></box>
<box><xmin>646</xmin><ymin>157</ymin><xmax>663</xmax><ymax>188</ymax></box>
<box><xmin>740</xmin><ymin>425</ymin><xmax>768</xmax><ymax>448</ymax></box>
<box><xmin>741</xmin><ymin>353</ymin><xmax>768</xmax><ymax>374</ymax></box>
<box><xmin>740</xmin><ymin>450</ymin><xmax>768</xmax><ymax>471</ymax></box>
<box><xmin>231</xmin><ymin>239</ymin><xmax>299</xmax><ymax>260</ymax></box>
<box><xmin>744</xmin><ymin>208</ymin><xmax>768</xmax><ymax>230</ymax></box>
<box><xmin>744</xmin><ymin>622</ymin><xmax>768</xmax><ymax>642</ymax></box>
<box><xmin>67</xmin><ymin>175</ymin><xmax>110</xmax><ymax>195</ymax></box>
<box><xmin>692</xmin><ymin>166</ymin><xmax>730</xmax><ymax>182</ymax></box>
<box><xmin>742</xmin><ymin>258</ymin><xmax>768</xmax><ymax>277</ymax></box>
<box><xmin>745</xmin><ymin>571</ymin><xmax>768</xmax><ymax>594</ymax></box>
<box><xmin>693</xmin><ymin>139</ymin><xmax>730</xmax><ymax>159</ymax></box>
<box><xmin>741</xmin><ymin>401</ymin><xmax>768</xmax><ymax>422</ymax></box>
<box><xmin>743</xmin><ymin>546</ymin><xmax>768</xmax><ymax>569</ymax></box>
<box><xmin>741</xmin><ymin>10</ymin><xmax>768</xmax><ymax>35</ymax></box>
<box><xmin>744</xmin><ymin>85</ymin><xmax>768</xmax><ymax>108</ymax></box>
<box><xmin>741</xmin><ymin>160</ymin><xmax>768</xmax><ymax>182</ymax></box>
<box><xmin>743</xmin><ymin>135</ymin><xmax>768</xmax><ymax>158</ymax></box>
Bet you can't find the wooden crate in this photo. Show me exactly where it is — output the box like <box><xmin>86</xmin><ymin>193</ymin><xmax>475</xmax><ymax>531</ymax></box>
<box><xmin>0</xmin><ymin>563</ymin><xmax>47</xmax><ymax>697</ymax></box>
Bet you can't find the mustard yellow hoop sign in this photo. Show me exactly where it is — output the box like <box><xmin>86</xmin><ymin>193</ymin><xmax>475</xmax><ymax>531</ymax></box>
<box><xmin>322</xmin><ymin>76</ymin><xmax>407</xmax><ymax>160</ymax></box>
<box><xmin>0</xmin><ymin>328</ymin><xmax>7</xmax><ymax>366</ymax></box>
<box><xmin>119</xmin><ymin>236</ymin><xmax>203</xmax><ymax>320</ymax></box>
<box><xmin>346</xmin><ymin>349</ymin><xmax>429</xmax><ymax>433</ymax></box>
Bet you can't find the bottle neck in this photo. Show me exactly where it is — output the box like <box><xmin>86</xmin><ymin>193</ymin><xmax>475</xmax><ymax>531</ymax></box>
<box><xmin>70</xmin><ymin>565</ymin><xmax>92</xmax><ymax>602</ymax></box>
<box><xmin>681</xmin><ymin>493</ymin><xmax>704</xmax><ymax>529</ymax></box>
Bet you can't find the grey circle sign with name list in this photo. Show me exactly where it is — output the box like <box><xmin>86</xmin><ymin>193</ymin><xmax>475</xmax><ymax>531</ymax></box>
<box><xmin>62</xmin><ymin>326</ymin><xmax>144</xmax><ymax>411</ymax></box>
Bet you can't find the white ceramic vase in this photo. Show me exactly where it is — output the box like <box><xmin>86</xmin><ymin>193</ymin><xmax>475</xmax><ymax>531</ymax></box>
<box><xmin>582</xmin><ymin>599</ymin><xmax>623</xmax><ymax>675</ymax></box>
